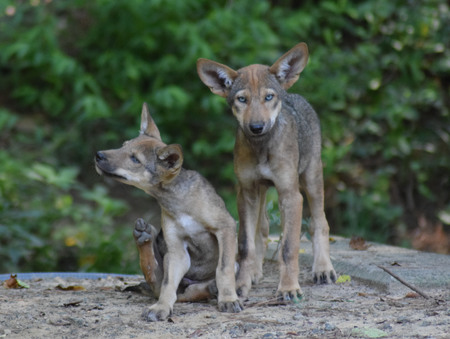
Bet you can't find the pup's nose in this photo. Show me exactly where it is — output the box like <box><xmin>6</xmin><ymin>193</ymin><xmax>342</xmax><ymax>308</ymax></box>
<box><xmin>96</xmin><ymin>151</ymin><xmax>106</xmax><ymax>162</ymax></box>
<box><xmin>249</xmin><ymin>123</ymin><xmax>265</xmax><ymax>135</ymax></box>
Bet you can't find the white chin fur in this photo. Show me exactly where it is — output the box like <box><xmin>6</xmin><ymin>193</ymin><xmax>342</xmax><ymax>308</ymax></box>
<box><xmin>95</xmin><ymin>164</ymin><xmax>104</xmax><ymax>175</ymax></box>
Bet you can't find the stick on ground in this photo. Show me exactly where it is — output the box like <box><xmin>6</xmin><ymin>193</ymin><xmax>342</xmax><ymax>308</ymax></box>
<box><xmin>377</xmin><ymin>265</ymin><xmax>430</xmax><ymax>299</ymax></box>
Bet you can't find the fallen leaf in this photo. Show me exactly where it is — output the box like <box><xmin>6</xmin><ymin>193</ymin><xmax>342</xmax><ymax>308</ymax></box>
<box><xmin>390</xmin><ymin>262</ymin><xmax>401</xmax><ymax>266</ymax></box>
<box><xmin>404</xmin><ymin>292</ymin><xmax>420</xmax><ymax>298</ymax></box>
<box><xmin>55</xmin><ymin>284</ymin><xmax>86</xmax><ymax>291</ymax></box>
<box><xmin>3</xmin><ymin>275</ymin><xmax>19</xmax><ymax>288</ymax></box>
<box><xmin>358</xmin><ymin>292</ymin><xmax>368</xmax><ymax>297</ymax></box>
<box><xmin>349</xmin><ymin>236</ymin><xmax>370</xmax><ymax>250</ymax></box>
<box><xmin>298</xmin><ymin>249</ymin><xmax>305</xmax><ymax>254</ymax></box>
<box><xmin>3</xmin><ymin>274</ymin><xmax>29</xmax><ymax>289</ymax></box>
<box><xmin>336</xmin><ymin>275</ymin><xmax>351</xmax><ymax>284</ymax></box>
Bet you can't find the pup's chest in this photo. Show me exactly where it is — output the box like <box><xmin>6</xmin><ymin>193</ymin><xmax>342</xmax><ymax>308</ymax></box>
<box><xmin>235</xmin><ymin>160</ymin><xmax>275</xmax><ymax>184</ymax></box>
<box><xmin>257</xmin><ymin>163</ymin><xmax>274</xmax><ymax>179</ymax></box>
<box><xmin>177</xmin><ymin>213</ymin><xmax>206</xmax><ymax>236</ymax></box>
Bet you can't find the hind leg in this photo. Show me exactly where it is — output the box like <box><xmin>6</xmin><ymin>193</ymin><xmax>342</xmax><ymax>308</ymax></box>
<box><xmin>133</xmin><ymin>218</ymin><xmax>164</xmax><ymax>297</ymax></box>
<box><xmin>176</xmin><ymin>280</ymin><xmax>213</xmax><ymax>302</ymax></box>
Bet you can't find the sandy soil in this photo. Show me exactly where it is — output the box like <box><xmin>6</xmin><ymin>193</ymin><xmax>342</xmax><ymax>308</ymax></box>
<box><xmin>1</xmin><ymin>261</ymin><xmax>448</xmax><ymax>339</ymax></box>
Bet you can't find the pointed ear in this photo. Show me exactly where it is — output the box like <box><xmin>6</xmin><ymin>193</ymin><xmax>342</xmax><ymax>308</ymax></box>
<box><xmin>157</xmin><ymin>144</ymin><xmax>183</xmax><ymax>172</ymax></box>
<box><xmin>197</xmin><ymin>58</ymin><xmax>238</xmax><ymax>98</ymax></box>
<box><xmin>140</xmin><ymin>103</ymin><xmax>161</xmax><ymax>140</ymax></box>
<box><xmin>269</xmin><ymin>43</ymin><xmax>309</xmax><ymax>89</ymax></box>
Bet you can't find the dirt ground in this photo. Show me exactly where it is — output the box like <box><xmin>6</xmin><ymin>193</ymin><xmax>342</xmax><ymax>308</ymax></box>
<box><xmin>1</xmin><ymin>261</ymin><xmax>448</xmax><ymax>339</ymax></box>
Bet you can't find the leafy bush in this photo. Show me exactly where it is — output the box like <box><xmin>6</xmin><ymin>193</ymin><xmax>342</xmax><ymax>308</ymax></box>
<box><xmin>0</xmin><ymin>109</ymin><xmax>138</xmax><ymax>273</ymax></box>
<box><xmin>0</xmin><ymin>0</ymin><xmax>448</xmax><ymax>273</ymax></box>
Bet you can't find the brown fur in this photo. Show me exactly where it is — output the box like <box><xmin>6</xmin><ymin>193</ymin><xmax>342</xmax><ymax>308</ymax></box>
<box><xmin>95</xmin><ymin>104</ymin><xmax>242</xmax><ymax>321</ymax></box>
<box><xmin>197</xmin><ymin>43</ymin><xmax>337</xmax><ymax>300</ymax></box>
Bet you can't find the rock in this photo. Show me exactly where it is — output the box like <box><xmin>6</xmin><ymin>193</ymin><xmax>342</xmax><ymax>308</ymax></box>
<box><xmin>324</xmin><ymin>322</ymin><xmax>336</xmax><ymax>331</ymax></box>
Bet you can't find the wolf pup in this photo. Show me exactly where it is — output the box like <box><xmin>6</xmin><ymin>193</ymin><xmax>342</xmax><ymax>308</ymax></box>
<box><xmin>197</xmin><ymin>43</ymin><xmax>337</xmax><ymax>301</ymax></box>
<box><xmin>95</xmin><ymin>103</ymin><xmax>242</xmax><ymax>321</ymax></box>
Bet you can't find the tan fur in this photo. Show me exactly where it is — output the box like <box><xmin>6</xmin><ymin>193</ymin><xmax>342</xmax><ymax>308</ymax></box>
<box><xmin>197</xmin><ymin>43</ymin><xmax>337</xmax><ymax>300</ymax></box>
<box><xmin>95</xmin><ymin>103</ymin><xmax>242</xmax><ymax>321</ymax></box>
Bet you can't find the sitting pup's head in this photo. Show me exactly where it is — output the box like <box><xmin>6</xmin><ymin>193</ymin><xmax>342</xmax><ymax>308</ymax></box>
<box><xmin>95</xmin><ymin>103</ymin><xmax>183</xmax><ymax>192</ymax></box>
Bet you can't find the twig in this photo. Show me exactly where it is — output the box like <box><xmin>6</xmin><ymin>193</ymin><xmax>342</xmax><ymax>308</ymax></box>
<box><xmin>246</xmin><ymin>297</ymin><xmax>289</xmax><ymax>308</ymax></box>
<box><xmin>377</xmin><ymin>265</ymin><xmax>430</xmax><ymax>299</ymax></box>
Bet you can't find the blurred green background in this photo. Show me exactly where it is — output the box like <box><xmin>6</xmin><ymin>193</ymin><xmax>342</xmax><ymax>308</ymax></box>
<box><xmin>0</xmin><ymin>0</ymin><xmax>449</xmax><ymax>274</ymax></box>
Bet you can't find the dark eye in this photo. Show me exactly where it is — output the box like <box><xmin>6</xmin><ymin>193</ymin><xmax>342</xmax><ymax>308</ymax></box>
<box><xmin>265</xmin><ymin>94</ymin><xmax>274</xmax><ymax>101</ymax></box>
<box><xmin>130</xmin><ymin>155</ymin><xmax>140</xmax><ymax>164</ymax></box>
<box><xmin>237</xmin><ymin>96</ymin><xmax>247</xmax><ymax>103</ymax></box>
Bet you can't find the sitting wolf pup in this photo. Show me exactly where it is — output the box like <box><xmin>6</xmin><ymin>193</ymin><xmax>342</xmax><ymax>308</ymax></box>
<box><xmin>95</xmin><ymin>103</ymin><xmax>243</xmax><ymax>321</ymax></box>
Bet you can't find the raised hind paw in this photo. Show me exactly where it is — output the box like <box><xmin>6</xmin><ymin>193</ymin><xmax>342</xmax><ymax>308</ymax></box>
<box><xmin>133</xmin><ymin>218</ymin><xmax>157</xmax><ymax>246</ymax></box>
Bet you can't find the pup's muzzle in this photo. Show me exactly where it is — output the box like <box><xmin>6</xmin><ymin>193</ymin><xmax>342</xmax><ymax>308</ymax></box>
<box><xmin>95</xmin><ymin>151</ymin><xmax>107</xmax><ymax>175</ymax></box>
<box><xmin>96</xmin><ymin>151</ymin><xmax>107</xmax><ymax>162</ymax></box>
<box><xmin>249</xmin><ymin>122</ymin><xmax>265</xmax><ymax>135</ymax></box>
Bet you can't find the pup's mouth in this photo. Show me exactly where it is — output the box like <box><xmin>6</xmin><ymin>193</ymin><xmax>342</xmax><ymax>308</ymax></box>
<box><xmin>248</xmin><ymin>131</ymin><xmax>269</xmax><ymax>138</ymax></box>
<box><xmin>95</xmin><ymin>163</ymin><xmax>127</xmax><ymax>181</ymax></box>
<box><xmin>245</xmin><ymin>128</ymin><xmax>270</xmax><ymax>140</ymax></box>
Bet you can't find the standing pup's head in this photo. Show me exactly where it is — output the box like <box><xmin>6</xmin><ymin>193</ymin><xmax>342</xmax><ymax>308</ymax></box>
<box><xmin>95</xmin><ymin>103</ymin><xmax>183</xmax><ymax>192</ymax></box>
<box><xmin>197</xmin><ymin>43</ymin><xmax>309</xmax><ymax>138</ymax></box>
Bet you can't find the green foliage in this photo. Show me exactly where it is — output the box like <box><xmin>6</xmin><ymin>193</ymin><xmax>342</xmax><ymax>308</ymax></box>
<box><xmin>0</xmin><ymin>144</ymin><xmax>139</xmax><ymax>273</ymax></box>
<box><xmin>0</xmin><ymin>0</ymin><xmax>448</xmax><ymax>273</ymax></box>
<box><xmin>0</xmin><ymin>107</ymin><xmax>137</xmax><ymax>273</ymax></box>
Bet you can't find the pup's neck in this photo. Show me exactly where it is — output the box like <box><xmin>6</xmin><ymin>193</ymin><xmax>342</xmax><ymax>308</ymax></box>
<box><xmin>144</xmin><ymin>168</ymin><xmax>191</xmax><ymax>208</ymax></box>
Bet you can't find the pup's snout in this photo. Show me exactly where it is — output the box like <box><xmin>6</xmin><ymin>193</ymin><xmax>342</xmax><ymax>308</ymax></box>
<box><xmin>249</xmin><ymin>123</ymin><xmax>265</xmax><ymax>135</ymax></box>
<box><xmin>96</xmin><ymin>151</ymin><xmax>107</xmax><ymax>162</ymax></box>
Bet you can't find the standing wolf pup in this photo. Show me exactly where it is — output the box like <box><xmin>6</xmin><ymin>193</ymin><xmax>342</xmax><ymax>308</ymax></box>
<box><xmin>197</xmin><ymin>42</ymin><xmax>337</xmax><ymax>300</ymax></box>
<box><xmin>95</xmin><ymin>103</ymin><xmax>242</xmax><ymax>321</ymax></box>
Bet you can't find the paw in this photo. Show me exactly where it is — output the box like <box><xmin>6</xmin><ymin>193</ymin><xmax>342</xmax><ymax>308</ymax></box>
<box><xmin>141</xmin><ymin>304</ymin><xmax>171</xmax><ymax>322</ymax></box>
<box><xmin>313</xmin><ymin>269</ymin><xmax>337</xmax><ymax>284</ymax></box>
<box><xmin>276</xmin><ymin>288</ymin><xmax>303</xmax><ymax>303</ymax></box>
<box><xmin>207</xmin><ymin>280</ymin><xmax>218</xmax><ymax>297</ymax></box>
<box><xmin>251</xmin><ymin>267</ymin><xmax>263</xmax><ymax>285</ymax></box>
<box><xmin>312</xmin><ymin>259</ymin><xmax>337</xmax><ymax>284</ymax></box>
<box><xmin>236</xmin><ymin>274</ymin><xmax>252</xmax><ymax>298</ymax></box>
<box><xmin>218</xmin><ymin>300</ymin><xmax>244</xmax><ymax>313</ymax></box>
<box><xmin>133</xmin><ymin>218</ymin><xmax>156</xmax><ymax>246</ymax></box>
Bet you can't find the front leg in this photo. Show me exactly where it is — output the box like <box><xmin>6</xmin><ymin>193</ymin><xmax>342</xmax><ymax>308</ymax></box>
<box><xmin>235</xmin><ymin>185</ymin><xmax>261</xmax><ymax>297</ymax></box>
<box><xmin>215</xmin><ymin>221</ymin><xmax>243</xmax><ymax>313</ymax></box>
<box><xmin>142</xmin><ymin>229</ymin><xmax>190</xmax><ymax>322</ymax></box>
<box><xmin>277</xmin><ymin>188</ymin><xmax>303</xmax><ymax>301</ymax></box>
<box><xmin>303</xmin><ymin>160</ymin><xmax>337</xmax><ymax>284</ymax></box>
<box><xmin>255</xmin><ymin>185</ymin><xmax>269</xmax><ymax>284</ymax></box>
